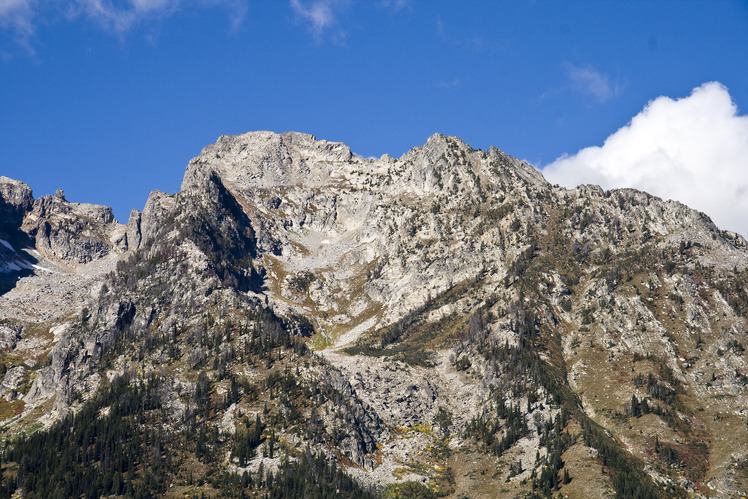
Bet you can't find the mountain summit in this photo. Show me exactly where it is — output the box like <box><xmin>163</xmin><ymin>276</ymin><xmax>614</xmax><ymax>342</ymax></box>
<box><xmin>1</xmin><ymin>132</ymin><xmax>747</xmax><ymax>498</ymax></box>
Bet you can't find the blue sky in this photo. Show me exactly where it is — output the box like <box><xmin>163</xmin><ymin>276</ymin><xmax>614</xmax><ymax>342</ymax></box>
<box><xmin>1</xmin><ymin>1</ymin><xmax>748</xmax><ymax>234</ymax></box>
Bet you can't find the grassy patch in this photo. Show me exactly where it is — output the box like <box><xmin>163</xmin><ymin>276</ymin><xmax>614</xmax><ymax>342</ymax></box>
<box><xmin>0</xmin><ymin>399</ymin><xmax>25</xmax><ymax>421</ymax></box>
<box><xmin>383</xmin><ymin>480</ymin><xmax>437</xmax><ymax>499</ymax></box>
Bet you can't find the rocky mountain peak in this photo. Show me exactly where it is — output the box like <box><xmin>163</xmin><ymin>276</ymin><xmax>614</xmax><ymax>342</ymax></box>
<box><xmin>182</xmin><ymin>131</ymin><xmax>354</xmax><ymax>192</ymax></box>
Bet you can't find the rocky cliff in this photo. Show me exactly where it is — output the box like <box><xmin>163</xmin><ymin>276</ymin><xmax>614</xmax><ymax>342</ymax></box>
<box><xmin>0</xmin><ymin>132</ymin><xmax>747</xmax><ymax>498</ymax></box>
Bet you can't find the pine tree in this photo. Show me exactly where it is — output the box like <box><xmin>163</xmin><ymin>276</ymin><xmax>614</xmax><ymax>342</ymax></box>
<box><xmin>563</xmin><ymin>467</ymin><xmax>571</xmax><ymax>484</ymax></box>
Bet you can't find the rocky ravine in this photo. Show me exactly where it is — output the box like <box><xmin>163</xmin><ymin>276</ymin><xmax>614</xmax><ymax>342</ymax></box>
<box><xmin>1</xmin><ymin>132</ymin><xmax>747</xmax><ymax>497</ymax></box>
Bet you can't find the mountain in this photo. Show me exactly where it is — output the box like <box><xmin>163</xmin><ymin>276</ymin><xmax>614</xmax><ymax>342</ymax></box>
<box><xmin>1</xmin><ymin>131</ymin><xmax>747</xmax><ymax>498</ymax></box>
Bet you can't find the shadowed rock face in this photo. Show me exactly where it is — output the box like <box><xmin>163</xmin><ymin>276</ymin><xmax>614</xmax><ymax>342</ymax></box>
<box><xmin>1</xmin><ymin>131</ymin><xmax>748</xmax><ymax>497</ymax></box>
<box><xmin>0</xmin><ymin>177</ymin><xmax>33</xmax><ymax>235</ymax></box>
<box><xmin>0</xmin><ymin>178</ymin><xmax>36</xmax><ymax>290</ymax></box>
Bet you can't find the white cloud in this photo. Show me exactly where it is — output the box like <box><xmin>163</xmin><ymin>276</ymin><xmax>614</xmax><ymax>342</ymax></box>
<box><xmin>378</xmin><ymin>0</ymin><xmax>411</xmax><ymax>11</ymax></box>
<box><xmin>74</xmin><ymin>0</ymin><xmax>181</xmax><ymax>32</ymax></box>
<box><xmin>543</xmin><ymin>82</ymin><xmax>748</xmax><ymax>236</ymax></box>
<box><xmin>290</xmin><ymin>0</ymin><xmax>348</xmax><ymax>40</ymax></box>
<box><xmin>436</xmin><ymin>78</ymin><xmax>459</xmax><ymax>89</ymax></box>
<box><xmin>0</xmin><ymin>0</ymin><xmax>34</xmax><ymax>29</ymax></box>
<box><xmin>206</xmin><ymin>0</ymin><xmax>248</xmax><ymax>31</ymax></box>
<box><xmin>1</xmin><ymin>0</ymin><xmax>249</xmax><ymax>49</ymax></box>
<box><xmin>564</xmin><ymin>63</ymin><xmax>619</xmax><ymax>103</ymax></box>
<box><xmin>0</xmin><ymin>0</ymin><xmax>37</xmax><ymax>52</ymax></box>
<box><xmin>435</xmin><ymin>15</ymin><xmax>445</xmax><ymax>41</ymax></box>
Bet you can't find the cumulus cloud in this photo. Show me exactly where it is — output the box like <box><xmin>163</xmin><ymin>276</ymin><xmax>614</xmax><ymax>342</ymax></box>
<box><xmin>564</xmin><ymin>63</ymin><xmax>620</xmax><ymax>103</ymax></box>
<box><xmin>290</xmin><ymin>0</ymin><xmax>348</xmax><ymax>40</ymax></box>
<box><xmin>544</xmin><ymin>82</ymin><xmax>748</xmax><ymax>236</ymax></box>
